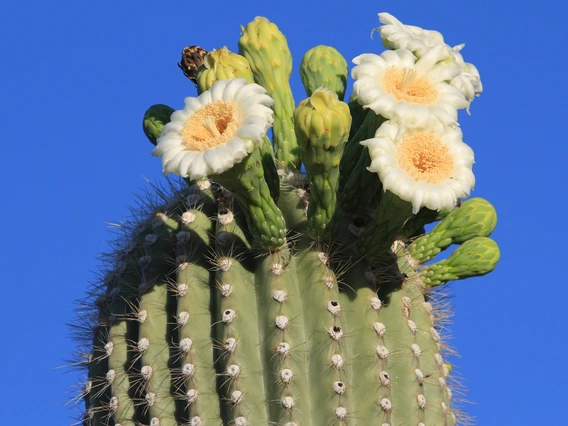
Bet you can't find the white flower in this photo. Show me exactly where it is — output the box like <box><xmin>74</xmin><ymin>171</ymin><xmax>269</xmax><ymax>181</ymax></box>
<box><xmin>152</xmin><ymin>78</ymin><xmax>274</xmax><ymax>180</ymax></box>
<box><xmin>373</xmin><ymin>12</ymin><xmax>482</xmax><ymax>100</ymax></box>
<box><xmin>361</xmin><ymin>115</ymin><xmax>475</xmax><ymax>213</ymax></box>
<box><xmin>447</xmin><ymin>44</ymin><xmax>483</xmax><ymax>101</ymax></box>
<box><xmin>352</xmin><ymin>46</ymin><xmax>469</xmax><ymax>128</ymax></box>
<box><xmin>374</xmin><ymin>12</ymin><xmax>445</xmax><ymax>57</ymax></box>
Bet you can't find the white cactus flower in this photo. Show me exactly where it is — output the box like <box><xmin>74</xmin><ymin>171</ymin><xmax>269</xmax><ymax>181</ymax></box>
<box><xmin>374</xmin><ymin>12</ymin><xmax>445</xmax><ymax>57</ymax></box>
<box><xmin>373</xmin><ymin>12</ymin><xmax>482</xmax><ymax>100</ymax></box>
<box><xmin>352</xmin><ymin>46</ymin><xmax>469</xmax><ymax>128</ymax></box>
<box><xmin>361</xmin><ymin>115</ymin><xmax>475</xmax><ymax>213</ymax></box>
<box><xmin>152</xmin><ymin>78</ymin><xmax>274</xmax><ymax>180</ymax></box>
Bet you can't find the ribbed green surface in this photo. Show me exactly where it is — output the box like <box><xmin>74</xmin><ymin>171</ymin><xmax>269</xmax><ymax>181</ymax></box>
<box><xmin>79</xmin><ymin>182</ymin><xmax>497</xmax><ymax>425</ymax></box>
<box><xmin>213</xmin><ymin>149</ymin><xmax>287</xmax><ymax>251</ymax></box>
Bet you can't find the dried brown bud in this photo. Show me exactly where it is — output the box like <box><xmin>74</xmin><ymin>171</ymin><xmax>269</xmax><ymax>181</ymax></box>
<box><xmin>178</xmin><ymin>46</ymin><xmax>208</xmax><ymax>84</ymax></box>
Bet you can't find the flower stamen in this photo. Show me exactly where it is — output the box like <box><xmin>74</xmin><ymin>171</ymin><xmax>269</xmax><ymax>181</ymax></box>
<box><xmin>401</xmin><ymin>68</ymin><xmax>417</xmax><ymax>93</ymax></box>
<box><xmin>383</xmin><ymin>67</ymin><xmax>437</xmax><ymax>105</ymax></box>
<box><xmin>398</xmin><ymin>132</ymin><xmax>453</xmax><ymax>184</ymax></box>
<box><xmin>180</xmin><ymin>101</ymin><xmax>240</xmax><ymax>151</ymax></box>
<box><xmin>201</xmin><ymin>116</ymin><xmax>222</xmax><ymax>137</ymax></box>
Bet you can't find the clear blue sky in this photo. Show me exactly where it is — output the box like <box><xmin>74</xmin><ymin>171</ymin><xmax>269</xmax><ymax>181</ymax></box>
<box><xmin>2</xmin><ymin>1</ymin><xmax>565</xmax><ymax>424</ymax></box>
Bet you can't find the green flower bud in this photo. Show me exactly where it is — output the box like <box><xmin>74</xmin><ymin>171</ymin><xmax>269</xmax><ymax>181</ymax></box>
<box><xmin>142</xmin><ymin>104</ymin><xmax>174</xmax><ymax>146</ymax></box>
<box><xmin>409</xmin><ymin>198</ymin><xmax>498</xmax><ymax>263</ymax></box>
<box><xmin>300</xmin><ymin>45</ymin><xmax>348</xmax><ymax>101</ymax></box>
<box><xmin>420</xmin><ymin>237</ymin><xmax>500</xmax><ymax>287</ymax></box>
<box><xmin>196</xmin><ymin>47</ymin><xmax>254</xmax><ymax>94</ymax></box>
<box><xmin>238</xmin><ymin>17</ymin><xmax>299</xmax><ymax>168</ymax></box>
<box><xmin>294</xmin><ymin>88</ymin><xmax>351</xmax><ymax>240</ymax></box>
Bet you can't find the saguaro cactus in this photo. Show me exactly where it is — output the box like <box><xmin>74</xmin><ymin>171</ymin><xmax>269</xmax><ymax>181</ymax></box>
<box><xmin>73</xmin><ymin>12</ymin><xmax>499</xmax><ymax>426</ymax></box>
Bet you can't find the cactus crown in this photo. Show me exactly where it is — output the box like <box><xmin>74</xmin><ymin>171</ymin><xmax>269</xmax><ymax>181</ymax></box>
<box><xmin>73</xmin><ymin>12</ymin><xmax>499</xmax><ymax>426</ymax></box>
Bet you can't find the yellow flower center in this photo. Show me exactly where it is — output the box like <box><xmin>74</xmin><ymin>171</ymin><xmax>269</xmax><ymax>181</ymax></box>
<box><xmin>398</xmin><ymin>132</ymin><xmax>454</xmax><ymax>184</ymax></box>
<box><xmin>382</xmin><ymin>67</ymin><xmax>437</xmax><ymax>104</ymax></box>
<box><xmin>180</xmin><ymin>101</ymin><xmax>240</xmax><ymax>151</ymax></box>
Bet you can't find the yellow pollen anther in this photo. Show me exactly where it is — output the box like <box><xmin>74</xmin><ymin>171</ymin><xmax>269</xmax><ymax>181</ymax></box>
<box><xmin>180</xmin><ymin>101</ymin><xmax>240</xmax><ymax>151</ymax></box>
<box><xmin>398</xmin><ymin>132</ymin><xmax>454</xmax><ymax>184</ymax></box>
<box><xmin>383</xmin><ymin>67</ymin><xmax>437</xmax><ymax>105</ymax></box>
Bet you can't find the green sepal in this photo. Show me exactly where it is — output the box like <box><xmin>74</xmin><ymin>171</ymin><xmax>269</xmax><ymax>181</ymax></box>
<box><xmin>420</xmin><ymin>237</ymin><xmax>500</xmax><ymax>287</ymax></box>
<box><xmin>143</xmin><ymin>104</ymin><xmax>174</xmax><ymax>146</ymax></box>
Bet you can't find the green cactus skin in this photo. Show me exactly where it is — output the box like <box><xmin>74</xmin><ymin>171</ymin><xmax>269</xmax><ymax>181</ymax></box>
<box><xmin>238</xmin><ymin>17</ymin><xmax>300</xmax><ymax>169</ymax></box>
<box><xmin>143</xmin><ymin>104</ymin><xmax>175</xmax><ymax>145</ymax></box>
<box><xmin>300</xmin><ymin>45</ymin><xmax>348</xmax><ymax>101</ymax></box>
<box><xmin>339</xmin><ymin>111</ymin><xmax>385</xmax><ymax>214</ymax></box>
<box><xmin>77</xmin><ymin>176</ymin><xmax>493</xmax><ymax>425</ymax></box>
<box><xmin>358</xmin><ymin>190</ymin><xmax>414</xmax><ymax>257</ymax></box>
<box><xmin>294</xmin><ymin>88</ymin><xmax>351</xmax><ymax>240</ymax></box>
<box><xmin>196</xmin><ymin>47</ymin><xmax>254</xmax><ymax>95</ymax></box>
<box><xmin>75</xmin><ymin>15</ymin><xmax>500</xmax><ymax>426</ymax></box>
<box><xmin>212</xmin><ymin>148</ymin><xmax>287</xmax><ymax>251</ymax></box>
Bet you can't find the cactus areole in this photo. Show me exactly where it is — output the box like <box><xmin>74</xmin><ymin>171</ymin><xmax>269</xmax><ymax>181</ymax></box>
<box><xmin>74</xmin><ymin>12</ymin><xmax>499</xmax><ymax>426</ymax></box>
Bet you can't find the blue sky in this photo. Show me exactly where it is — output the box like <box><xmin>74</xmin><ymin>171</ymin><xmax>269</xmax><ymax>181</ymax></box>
<box><xmin>2</xmin><ymin>0</ymin><xmax>566</xmax><ymax>424</ymax></box>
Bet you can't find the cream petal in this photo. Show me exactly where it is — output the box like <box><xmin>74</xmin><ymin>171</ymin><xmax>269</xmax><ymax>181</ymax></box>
<box><xmin>204</xmin><ymin>145</ymin><xmax>235</xmax><ymax>174</ymax></box>
<box><xmin>410</xmin><ymin>183</ymin><xmax>427</xmax><ymax>214</ymax></box>
<box><xmin>223</xmin><ymin>78</ymin><xmax>248</xmax><ymax>100</ymax></box>
<box><xmin>414</xmin><ymin>45</ymin><xmax>448</xmax><ymax>74</ymax></box>
<box><xmin>352</xmin><ymin>62</ymin><xmax>385</xmax><ymax>79</ymax></box>
<box><xmin>184</xmin><ymin>97</ymin><xmax>203</xmax><ymax>113</ymax></box>
<box><xmin>238</xmin><ymin>93</ymin><xmax>274</xmax><ymax>110</ymax></box>
<box><xmin>160</xmin><ymin>145</ymin><xmax>187</xmax><ymax>165</ymax></box>
<box><xmin>392</xmin><ymin>103</ymin><xmax>432</xmax><ymax>128</ymax></box>
<box><xmin>428</xmin><ymin>65</ymin><xmax>462</xmax><ymax>84</ymax></box>
<box><xmin>352</xmin><ymin>53</ymin><xmax>384</xmax><ymax>67</ymax></box>
<box><xmin>422</xmin><ymin>189</ymin><xmax>444</xmax><ymax>211</ymax></box>
<box><xmin>396</xmin><ymin>49</ymin><xmax>417</xmax><ymax>68</ymax></box>
<box><xmin>369</xmin><ymin>153</ymin><xmax>398</xmax><ymax>173</ymax></box>
<box><xmin>248</xmin><ymin>117</ymin><xmax>273</xmax><ymax>135</ymax></box>
<box><xmin>210</xmin><ymin>79</ymin><xmax>231</xmax><ymax>102</ymax></box>
<box><xmin>242</xmin><ymin>104</ymin><xmax>274</xmax><ymax>122</ymax></box>
<box><xmin>169</xmin><ymin>110</ymin><xmax>188</xmax><ymax>123</ymax></box>
<box><xmin>163</xmin><ymin>153</ymin><xmax>186</xmax><ymax>176</ymax></box>
<box><xmin>366</xmin><ymin>93</ymin><xmax>397</xmax><ymax>116</ymax></box>
<box><xmin>154</xmin><ymin>136</ymin><xmax>185</xmax><ymax>153</ymax></box>
<box><xmin>428</xmin><ymin>104</ymin><xmax>458</xmax><ymax>128</ymax></box>
<box><xmin>378</xmin><ymin>12</ymin><xmax>402</xmax><ymax>26</ymax></box>
<box><xmin>234</xmin><ymin>85</ymin><xmax>268</xmax><ymax>104</ymax></box>
<box><xmin>188</xmin><ymin>153</ymin><xmax>208</xmax><ymax>180</ymax></box>
<box><xmin>380</xmin><ymin>49</ymin><xmax>409</xmax><ymax>67</ymax></box>
<box><xmin>226</xmin><ymin>137</ymin><xmax>250</xmax><ymax>159</ymax></box>
<box><xmin>178</xmin><ymin>152</ymin><xmax>196</xmax><ymax>177</ymax></box>
<box><xmin>161</xmin><ymin>121</ymin><xmax>185</xmax><ymax>135</ymax></box>
<box><xmin>236</xmin><ymin>124</ymin><xmax>265</xmax><ymax>141</ymax></box>
<box><xmin>197</xmin><ymin>90</ymin><xmax>212</xmax><ymax>106</ymax></box>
